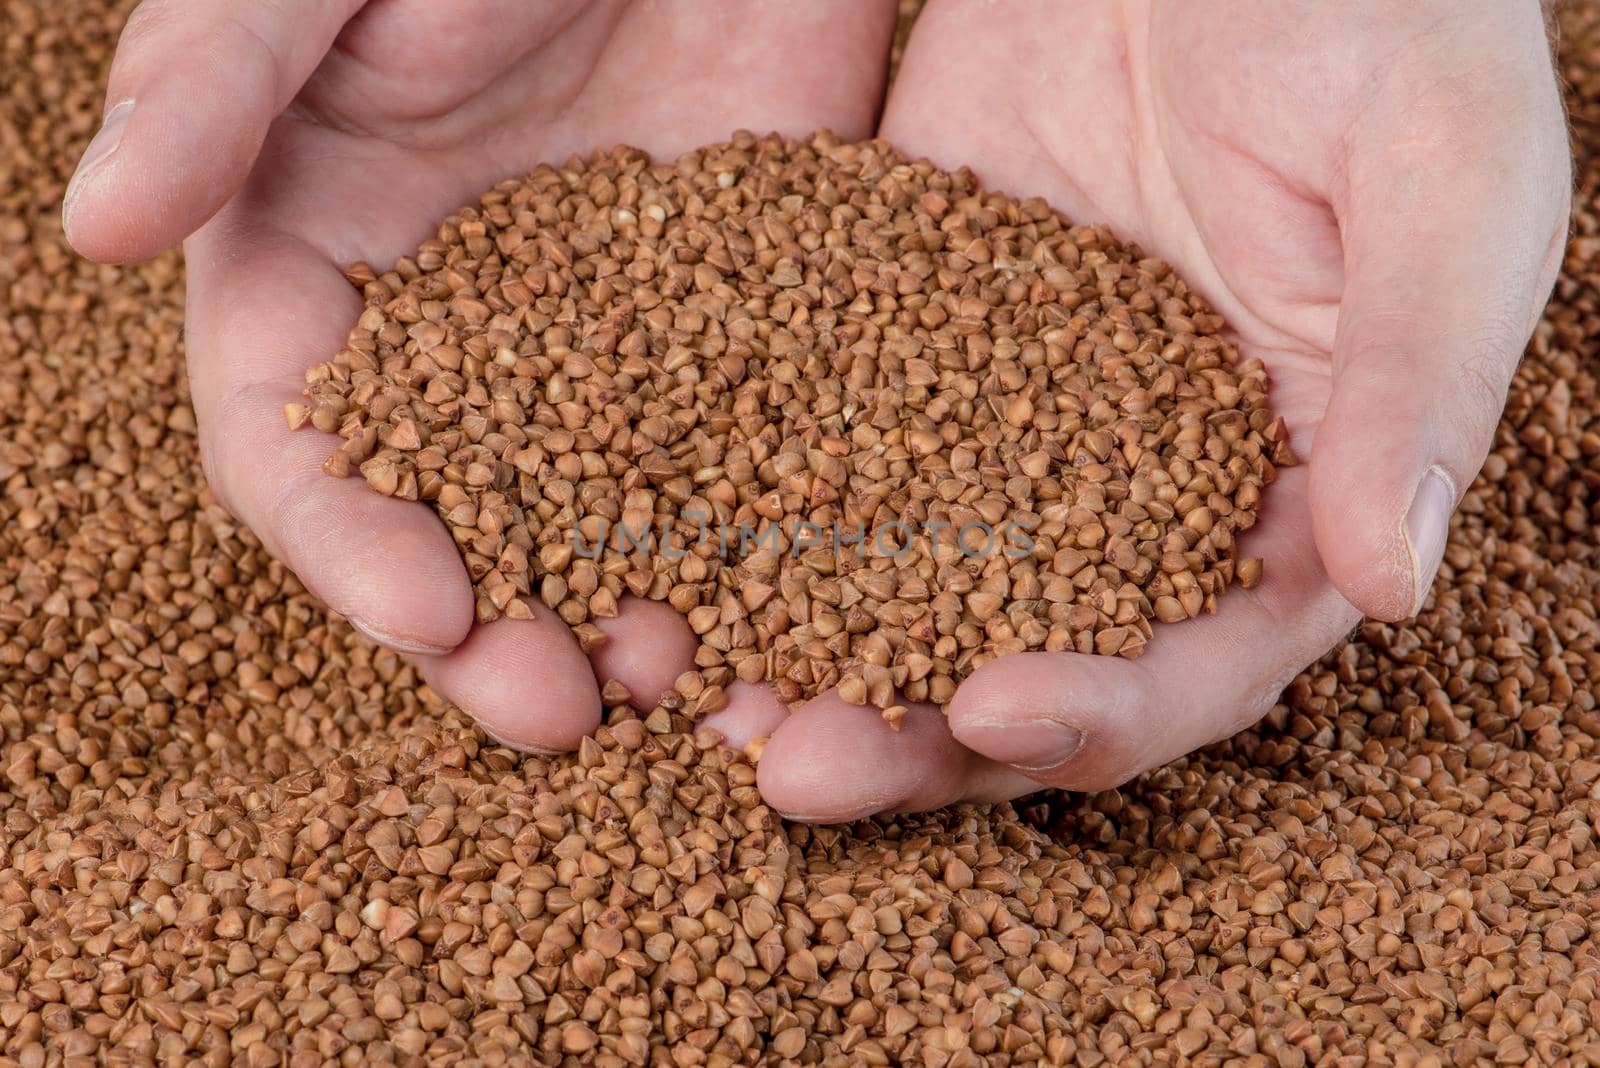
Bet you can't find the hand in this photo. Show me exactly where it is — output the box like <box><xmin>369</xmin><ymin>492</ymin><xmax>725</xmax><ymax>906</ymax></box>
<box><xmin>64</xmin><ymin>0</ymin><xmax>897</xmax><ymax>753</ymax></box>
<box><xmin>747</xmin><ymin>0</ymin><xmax>1571</xmax><ymax>819</ymax></box>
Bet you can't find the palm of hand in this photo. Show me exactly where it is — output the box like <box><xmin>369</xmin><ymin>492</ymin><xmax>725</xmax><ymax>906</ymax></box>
<box><xmin>240</xmin><ymin>1</ymin><xmax>882</xmax><ymax>269</ymax></box>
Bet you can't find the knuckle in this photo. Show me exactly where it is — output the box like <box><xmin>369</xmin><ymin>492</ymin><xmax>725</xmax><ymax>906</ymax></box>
<box><xmin>212</xmin><ymin>13</ymin><xmax>284</xmax><ymax>85</ymax></box>
<box><xmin>1340</xmin><ymin>315</ymin><xmax>1428</xmax><ymax>385</ymax></box>
<box><xmin>113</xmin><ymin>2</ymin><xmax>284</xmax><ymax>109</ymax></box>
<box><xmin>1396</xmin><ymin>12</ymin><xmax>1550</xmax><ymax>114</ymax></box>
<box><xmin>118</xmin><ymin>0</ymin><xmax>180</xmax><ymax>53</ymax></box>
<box><xmin>107</xmin><ymin>0</ymin><xmax>179</xmax><ymax>93</ymax></box>
<box><xmin>1213</xmin><ymin>685</ymin><xmax>1287</xmax><ymax>745</ymax></box>
<box><xmin>1059</xmin><ymin>683</ymin><xmax>1163</xmax><ymax>793</ymax></box>
<box><xmin>195</xmin><ymin>437</ymin><xmax>238</xmax><ymax>519</ymax></box>
<box><xmin>192</xmin><ymin>393</ymin><xmax>258</xmax><ymax>522</ymax></box>
<box><xmin>266</xmin><ymin>460</ymin><xmax>336</xmax><ymax>552</ymax></box>
<box><xmin>1455</xmin><ymin>333</ymin><xmax>1520</xmax><ymax>436</ymax></box>
<box><xmin>197</xmin><ymin>378</ymin><xmax>309</xmax><ymax>534</ymax></box>
<box><xmin>1377</xmin><ymin>22</ymin><xmax>1560</xmax><ymax>174</ymax></box>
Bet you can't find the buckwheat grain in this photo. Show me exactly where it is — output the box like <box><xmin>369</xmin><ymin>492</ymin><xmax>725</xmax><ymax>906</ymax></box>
<box><xmin>301</xmin><ymin>132</ymin><xmax>1289</xmax><ymax>719</ymax></box>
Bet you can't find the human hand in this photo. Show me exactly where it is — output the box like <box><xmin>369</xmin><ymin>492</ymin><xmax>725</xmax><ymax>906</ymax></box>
<box><xmin>63</xmin><ymin>0</ymin><xmax>898</xmax><ymax>753</ymax></box>
<box><xmin>745</xmin><ymin>0</ymin><xmax>1572</xmax><ymax>819</ymax></box>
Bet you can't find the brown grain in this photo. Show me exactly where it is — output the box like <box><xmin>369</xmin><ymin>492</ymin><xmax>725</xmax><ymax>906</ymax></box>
<box><xmin>2</xmin><ymin>0</ymin><xmax>1600</xmax><ymax>1063</ymax></box>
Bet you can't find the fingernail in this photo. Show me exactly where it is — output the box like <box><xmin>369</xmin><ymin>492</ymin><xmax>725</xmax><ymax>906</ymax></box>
<box><xmin>349</xmin><ymin>615</ymin><xmax>456</xmax><ymax>657</ymax></box>
<box><xmin>478</xmin><ymin>722</ymin><xmax>565</xmax><ymax>757</ymax></box>
<box><xmin>1403</xmin><ymin>465</ymin><xmax>1456</xmax><ymax>617</ymax></box>
<box><xmin>64</xmin><ymin>99</ymin><xmax>133</xmax><ymax>226</ymax></box>
<box><xmin>959</xmin><ymin>718</ymin><xmax>1085</xmax><ymax>774</ymax></box>
<box><xmin>770</xmin><ymin>801</ymin><xmax>880</xmax><ymax>825</ymax></box>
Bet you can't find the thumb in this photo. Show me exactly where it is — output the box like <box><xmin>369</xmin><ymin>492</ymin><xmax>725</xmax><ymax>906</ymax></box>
<box><xmin>63</xmin><ymin>0</ymin><xmax>362</xmax><ymax>263</ymax></box>
<box><xmin>1311</xmin><ymin>46</ymin><xmax>1570</xmax><ymax>622</ymax></box>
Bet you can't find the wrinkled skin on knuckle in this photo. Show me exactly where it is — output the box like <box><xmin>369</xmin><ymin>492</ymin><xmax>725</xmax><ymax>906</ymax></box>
<box><xmin>1360</xmin><ymin>6</ymin><xmax>1560</xmax><ymax>164</ymax></box>
<box><xmin>1455</xmin><ymin>342</ymin><xmax>1520</xmax><ymax>437</ymax></box>
<box><xmin>110</xmin><ymin>0</ymin><xmax>180</xmax><ymax>75</ymax></box>
<box><xmin>191</xmin><ymin>392</ymin><xmax>254</xmax><ymax>523</ymax></box>
<box><xmin>195</xmin><ymin>437</ymin><xmax>239</xmax><ymax>520</ymax></box>
<box><xmin>1057</xmin><ymin>709</ymin><xmax>1166</xmax><ymax>795</ymax></box>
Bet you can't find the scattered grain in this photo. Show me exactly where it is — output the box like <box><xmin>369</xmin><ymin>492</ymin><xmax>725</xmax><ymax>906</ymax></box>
<box><xmin>2</xmin><ymin>0</ymin><xmax>1599</xmax><ymax>1063</ymax></box>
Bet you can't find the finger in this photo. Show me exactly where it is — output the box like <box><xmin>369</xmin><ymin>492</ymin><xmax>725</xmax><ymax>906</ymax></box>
<box><xmin>414</xmin><ymin>600</ymin><xmax>599</xmax><ymax>754</ymax></box>
<box><xmin>589</xmin><ymin>598</ymin><xmax>699</xmax><ymax>711</ymax></box>
<box><xmin>552</xmin><ymin>0</ymin><xmax>900</xmax><ymax>155</ymax></box>
<box><xmin>589</xmin><ymin>604</ymin><xmax>789</xmax><ymax>748</ymax></box>
<box><xmin>1312</xmin><ymin>23</ymin><xmax>1571</xmax><ymax>622</ymax></box>
<box><xmin>756</xmin><ymin>692</ymin><xmax>1034</xmax><ymax>823</ymax></box>
<box><xmin>185</xmin><ymin>226</ymin><xmax>474</xmax><ymax>655</ymax></box>
<box><xmin>63</xmin><ymin>0</ymin><xmax>361</xmax><ymax>262</ymax></box>
<box><xmin>949</xmin><ymin>466</ymin><xmax>1361</xmax><ymax>790</ymax></box>
<box><xmin>698</xmin><ymin>682</ymin><xmax>791</xmax><ymax>752</ymax></box>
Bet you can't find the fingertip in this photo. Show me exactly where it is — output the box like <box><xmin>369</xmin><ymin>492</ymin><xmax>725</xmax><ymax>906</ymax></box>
<box><xmin>62</xmin><ymin>99</ymin><xmax>147</xmax><ymax>263</ymax></box>
<box><xmin>416</xmin><ymin>605</ymin><xmax>602</xmax><ymax>753</ymax></box>
<box><xmin>65</xmin><ymin>56</ymin><xmax>274</xmax><ymax>262</ymax></box>
<box><xmin>182</xmin><ymin>238</ymin><xmax>475</xmax><ymax>654</ymax></box>
<box><xmin>947</xmin><ymin>653</ymin><xmax>1149</xmax><ymax>793</ymax></box>
<box><xmin>348</xmin><ymin>616</ymin><xmax>464</xmax><ymax>658</ymax></box>
<box><xmin>1400</xmin><ymin>464</ymin><xmax>1456</xmax><ymax>618</ymax></box>
<box><xmin>270</xmin><ymin>457</ymin><xmax>476</xmax><ymax>656</ymax></box>
<box><xmin>755</xmin><ymin>717</ymin><xmax>878</xmax><ymax>824</ymax></box>
<box><xmin>757</xmin><ymin>694</ymin><xmax>966</xmax><ymax>822</ymax></box>
<box><xmin>340</xmin><ymin>569</ymin><xmax>474</xmax><ymax>657</ymax></box>
<box><xmin>699</xmin><ymin>682</ymin><xmax>789</xmax><ymax>750</ymax></box>
<box><xmin>946</xmin><ymin>655</ymin><xmax>1074</xmax><ymax>770</ymax></box>
<box><xmin>1307</xmin><ymin>440</ymin><xmax>1418</xmax><ymax>623</ymax></box>
<box><xmin>589</xmin><ymin>598</ymin><xmax>700</xmax><ymax>710</ymax></box>
<box><xmin>1320</xmin><ymin>461</ymin><xmax>1456</xmax><ymax>625</ymax></box>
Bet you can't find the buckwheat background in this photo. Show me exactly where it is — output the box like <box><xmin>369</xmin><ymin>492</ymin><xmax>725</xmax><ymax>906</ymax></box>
<box><xmin>2</xmin><ymin>1</ymin><xmax>1599</xmax><ymax>1063</ymax></box>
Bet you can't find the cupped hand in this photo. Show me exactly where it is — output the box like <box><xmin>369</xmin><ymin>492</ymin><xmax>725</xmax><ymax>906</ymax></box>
<box><xmin>745</xmin><ymin>0</ymin><xmax>1572</xmax><ymax>819</ymax></box>
<box><xmin>64</xmin><ymin>0</ymin><xmax>898</xmax><ymax>754</ymax></box>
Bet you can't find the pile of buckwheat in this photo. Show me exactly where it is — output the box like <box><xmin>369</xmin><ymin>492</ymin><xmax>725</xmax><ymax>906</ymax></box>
<box><xmin>297</xmin><ymin>133</ymin><xmax>1288</xmax><ymax>719</ymax></box>
<box><xmin>3</xmin><ymin>0</ymin><xmax>1600</xmax><ymax>1063</ymax></box>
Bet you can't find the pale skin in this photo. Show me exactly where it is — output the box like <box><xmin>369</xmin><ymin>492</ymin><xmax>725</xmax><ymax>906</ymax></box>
<box><xmin>66</xmin><ymin>0</ymin><xmax>1570</xmax><ymax>821</ymax></box>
